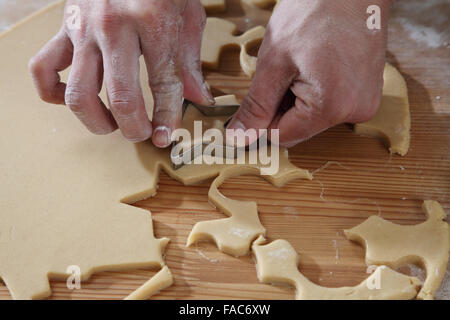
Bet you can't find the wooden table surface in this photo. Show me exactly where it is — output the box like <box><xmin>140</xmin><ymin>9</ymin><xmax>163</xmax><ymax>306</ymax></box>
<box><xmin>0</xmin><ymin>0</ymin><xmax>449</xmax><ymax>300</ymax></box>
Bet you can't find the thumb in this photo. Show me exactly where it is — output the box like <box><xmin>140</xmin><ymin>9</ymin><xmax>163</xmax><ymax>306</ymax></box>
<box><xmin>226</xmin><ymin>57</ymin><xmax>294</xmax><ymax>145</ymax></box>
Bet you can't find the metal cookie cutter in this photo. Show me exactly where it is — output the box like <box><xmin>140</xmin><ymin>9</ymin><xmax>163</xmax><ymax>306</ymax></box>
<box><xmin>170</xmin><ymin>100</ymin><xmax>240</xmax><ymax>170</ymax></box>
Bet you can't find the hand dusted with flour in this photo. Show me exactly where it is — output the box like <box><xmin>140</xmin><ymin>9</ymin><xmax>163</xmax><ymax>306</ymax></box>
<box><xmin>227</xmin><ymin>0</ymin><xmax>394</xmax><ymax>147</ymax></box>
<box><xmin>29</xmin><ymin>0</ymin><xmax>214</xmax><ymax>147</ymax></box>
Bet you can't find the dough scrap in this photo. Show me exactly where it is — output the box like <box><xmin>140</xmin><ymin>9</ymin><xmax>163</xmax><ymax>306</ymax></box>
<box><xmin>201</xmin><ymin>0</ymin><xmax>226</xmax><ymax>13</ymax></box>
<box><xmin>202</xmin><ymin>17</ymin><xmax>265</xmax><ymax>77</ymax></box>
<box><xmin>187</xmin><ymin>160</ymin><xmax>311</xmax><ymax>257</ymax></box>
<box><xmin>125</xmin><ymin>266</ymin><xmax>173</xmax><ymax>300</ymax></box>
<box><xmin>252</xmin><ymin>236</ymin><xmax>421</xmax><ymax>300</ymax></box>
<box><xmin>344</xmin><ymin>200</ymin><xmax>450</xmax><ymax>300</ymax></box>
<box><xmin>354</xmin><ymin>64</ymin><xmax>411</xmax><ymax>156</ymax></box>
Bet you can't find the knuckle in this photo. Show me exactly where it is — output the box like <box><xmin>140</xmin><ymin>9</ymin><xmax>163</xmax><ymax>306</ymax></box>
<box><xmin>352</xmin><ymin>95</ymin><xmax>381</xmax><ymax>123</ymax></box>
<box><xmin>96</xmin><ymin>9</ymin><xmax>120</xmax><ymax>34</ymax></box>
<box><xmin>87</xmin><ymin>122</ymin><xmax>115</xmax><ymax>136</ymax></box>
<box><xmin>108</xmin><ymin>89</ymin><xmax>138</xmax><ymax>116</ymax></box>
<box><xmin>153</xmin><ymin>103</ymin><xmax>174</xmax><ymax>120</ymax></box>
<box><xmin>36</xmin><ymin>88</ymin><xmax>60</xmax><ymax>104</ymax></box>
<box><xmin>126</xmin><ymin>133</ymin><xmax>151</xmax><ymax>143</ymax></box>
<box><xmin>131</xmin><ymin>1</ymin><xmax>183</xmax><ymax>24</ymax></box>
<box><xmin>356</xmin><ymin>108</ymin><xmax>378</xmax><ymax>123</ymax></box>
<box><xmin>151</xmin><ymin>75</ymin><xmax>183</xmax><ymax>96</ymax></box>
<box><xmin>28</xmin><ymin>55</ymin><xmax>43</xmax><ymax>76</ymax></box>
<box><xmin>39</xmin><ymin>91</ymin><xmax>59</xmax><ymax>104</ymax></box>
<box><xmin>64</xmin><ymin>8</ymin><xmax>87</xmax><ymax>39</ymax></box>
<box><xmin>130</xmin><ymin>1</ymin><xmax>174</xmax><ymax>21</ymax></box>
<box><xmin>165</xmin><ymin>0</ymin><xmax>186</xmax><ymax>14</ymax></box>
<box><xmin>98</xmin><ymin>16</ymin><xmax>116</xmax><ymax>34</ymax></box>
<box><xmin>336</xmin><ymin>84</ymin><xmax>377</xmax><ymax>124</ymax></box>
<box><xmin>130</xmin><ymin>4</ymin><xmax>156</xmax><ymax>22</ymax></box>
<box><xmin>347</xmin><ymin>70</ymin><xmax>384</xmax><ymax>123</ymax></box>
<box><xmin>65</xmin><ymin>86</ymin><xmax>86</xmax><ymax>112</ymax></box>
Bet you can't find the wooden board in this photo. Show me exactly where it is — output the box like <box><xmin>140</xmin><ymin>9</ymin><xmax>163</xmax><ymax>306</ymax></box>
<box><xmin>0</xmin><ymin>0</ymin><xmax>449</xmax><ymax>300</ymax></box>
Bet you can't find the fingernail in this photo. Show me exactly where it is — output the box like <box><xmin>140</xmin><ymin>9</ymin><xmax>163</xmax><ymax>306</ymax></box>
<box><xmin>153</xmin><ymin>126</ymin><xmax>171</xmax><ymax>148</ymax></box>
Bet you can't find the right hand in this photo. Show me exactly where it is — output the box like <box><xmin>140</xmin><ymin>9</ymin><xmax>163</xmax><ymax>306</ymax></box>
<box><xmin>29</xmin><ymin>0</ymin><xmax>213</xmax><ymax>147</ymax></box>
<box><xmin>227</xmin><ymin>0</ymin><xmax>391</xmax><ymax>148</ymax></box>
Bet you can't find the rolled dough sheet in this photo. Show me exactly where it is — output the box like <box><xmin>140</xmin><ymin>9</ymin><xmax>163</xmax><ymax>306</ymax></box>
<box><xmin>0</xmin><ymin>1</ymin><xmax>172</xmax><ymax>300</ymax></box>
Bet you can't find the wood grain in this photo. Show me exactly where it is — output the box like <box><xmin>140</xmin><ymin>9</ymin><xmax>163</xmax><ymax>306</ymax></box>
<box><xmin>0</xmin><ymin>0</ymin><xmax>448</xmax><ymax>300</ymax></box>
